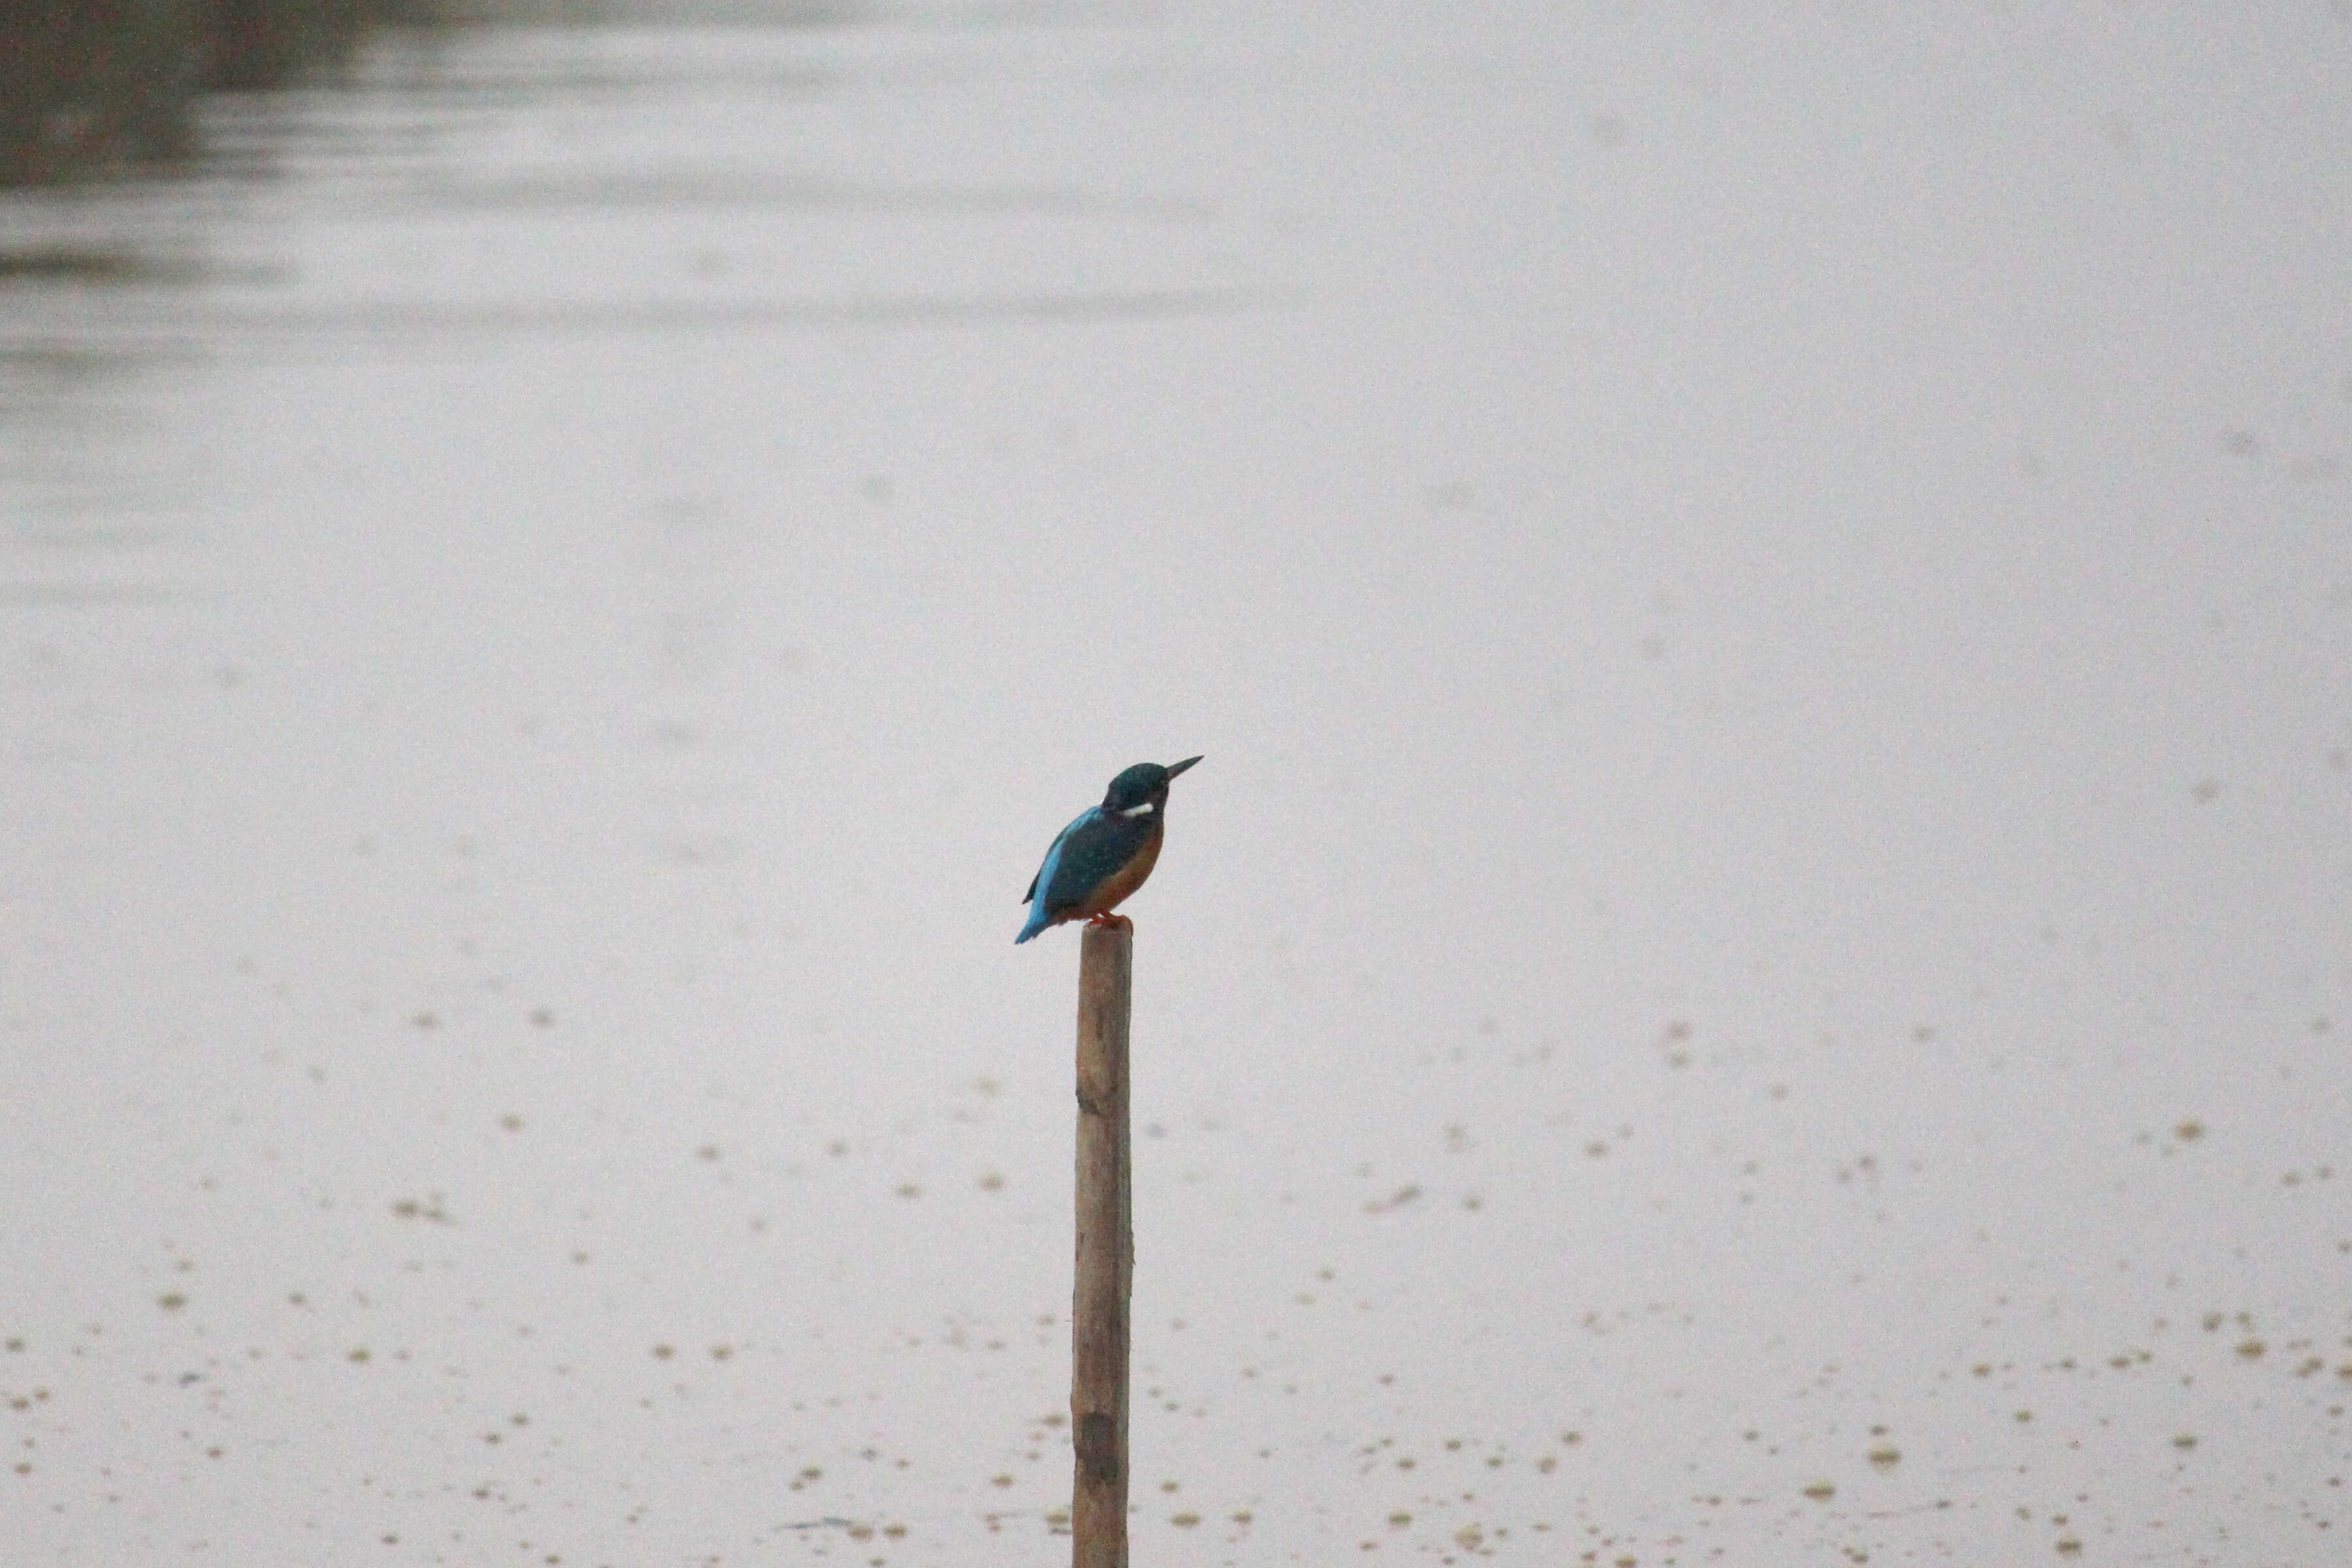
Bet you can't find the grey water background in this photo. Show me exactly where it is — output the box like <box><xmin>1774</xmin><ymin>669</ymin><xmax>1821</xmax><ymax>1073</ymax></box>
<box><xmin>4</xmin><ymin>4</ymin><xmax>2350</xmax><ymax>1563</ymax></box>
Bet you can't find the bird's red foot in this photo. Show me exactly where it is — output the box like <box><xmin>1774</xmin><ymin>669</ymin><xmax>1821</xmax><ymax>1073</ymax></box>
<box><xmin>1085</xmin><ymin>913</ymin><xmax>1133</xmax><ymax>932</ymax></box>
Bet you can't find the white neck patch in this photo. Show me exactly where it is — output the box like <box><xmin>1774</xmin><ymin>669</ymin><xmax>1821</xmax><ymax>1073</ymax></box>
<box><xmin>1119</xmin><ymin>801</ymin><xmax>1156</xmax><ymax>819</ymax></box>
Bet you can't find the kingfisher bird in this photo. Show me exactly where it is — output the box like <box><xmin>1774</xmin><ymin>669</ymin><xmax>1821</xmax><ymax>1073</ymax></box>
<box><xmin>1016</xmin><ymin>757</ymin><xmax>1203</xmax><ymax>943</ymax></box>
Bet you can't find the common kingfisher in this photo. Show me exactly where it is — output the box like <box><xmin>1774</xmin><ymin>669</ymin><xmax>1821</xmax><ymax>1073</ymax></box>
<box><xmin>1015</xmin><ymin>757</ymin><xmax>1203</xmax><ymax>943</ymax></box>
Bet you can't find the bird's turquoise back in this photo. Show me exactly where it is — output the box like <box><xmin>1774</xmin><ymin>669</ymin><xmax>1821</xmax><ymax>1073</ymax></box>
<box><xmin>1015</xmin><ymin>804</ymin><xmax>1161</xmax><ymax>942</ymax></box>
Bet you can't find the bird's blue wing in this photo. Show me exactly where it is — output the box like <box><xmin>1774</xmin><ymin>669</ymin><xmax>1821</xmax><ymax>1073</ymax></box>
<box><xmin>1017</xmin><ymin>807</ymin><xmax>1100</xmax><ymax>942</ymax></box>
<box><xmin>1036</xmin><ymin>810</ymin><xmax>1155</xmax><ymax>912</ymax></box>
<box><xmin>1026</xmin><ymin>807</ymin><xmax>1099</xmax><ymax>906</ymax></box>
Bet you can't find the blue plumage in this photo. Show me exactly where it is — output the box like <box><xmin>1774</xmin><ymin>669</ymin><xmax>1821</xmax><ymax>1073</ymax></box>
<box><xmin>1016</xmin><ymin>806</ymin><xmax>1103</xmax><ymax>943</ymax></box>
<box><xmin>1016</xmin><ymin>757</ymin><xmax>1201</xmax><ymax>943</ymax></box>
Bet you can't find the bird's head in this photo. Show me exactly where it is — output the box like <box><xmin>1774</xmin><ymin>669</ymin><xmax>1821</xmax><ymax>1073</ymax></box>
<box><xmin>1102</xmin><ymin>755</ymin><xmax>1201</xmax><ymax>817</ymax></box>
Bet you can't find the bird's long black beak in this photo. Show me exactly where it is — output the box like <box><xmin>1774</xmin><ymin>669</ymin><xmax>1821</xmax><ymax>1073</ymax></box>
<box><xmin>1166</xmin><ymin>755</ymin><xmax>1203</xmax><ymax>779</ymax></box>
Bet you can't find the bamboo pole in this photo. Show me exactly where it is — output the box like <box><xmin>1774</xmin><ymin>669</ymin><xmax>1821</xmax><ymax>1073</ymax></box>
<box><xmin>1071</xmin><ymin>917</ymin><xmax>1134</xmax><ymax>1568</ymax></box>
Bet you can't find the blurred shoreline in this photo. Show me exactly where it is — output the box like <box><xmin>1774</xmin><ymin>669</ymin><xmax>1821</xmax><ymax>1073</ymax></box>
<box><xmin>0</xmin><ymin>0</ymin><xmax>863</xmax><ymax>187</ymax></box>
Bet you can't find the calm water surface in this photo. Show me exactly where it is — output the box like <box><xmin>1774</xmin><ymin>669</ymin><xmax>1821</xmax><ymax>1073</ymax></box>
<box><xmin>3</xmin><ymin>7</ymin><xmax>2348</xmax><ymax>1564</ymax></box>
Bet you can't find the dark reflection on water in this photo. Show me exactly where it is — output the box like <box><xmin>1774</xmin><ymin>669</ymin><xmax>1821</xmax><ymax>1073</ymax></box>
<box><xmin>0</xmin><ymin>0</ymin><xmax>868</xmax><ymax>186</ymax></box>
<box><xmin>1</xmin><ymin>0</ymin><xmax>206</xmax><ymax>185</ymax></box>
<box><xmin>0</xmin><ymin>5</ymin><xmax>1244</xmax><ymax>345</ymax></box>
<box><xmin>0</xmin><ymin>243</ymin><xmax>209</xmax><ymax>282</ymax></box>
<box><xmin>2</xmin><ymin>0</ymin><xmax>390</xmax><ymax>186</ymax></box>
<box><xmin>0</xmin><ymin>0</ymin><xmax>1245</xmax><ymax>604</ymax></box>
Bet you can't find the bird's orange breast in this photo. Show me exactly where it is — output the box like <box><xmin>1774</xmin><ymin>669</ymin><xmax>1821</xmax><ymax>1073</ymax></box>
<box><xmin>1067</xmin><ymin>821</ymin><xmax>1164</xmax><ymax>919</ymax></box>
